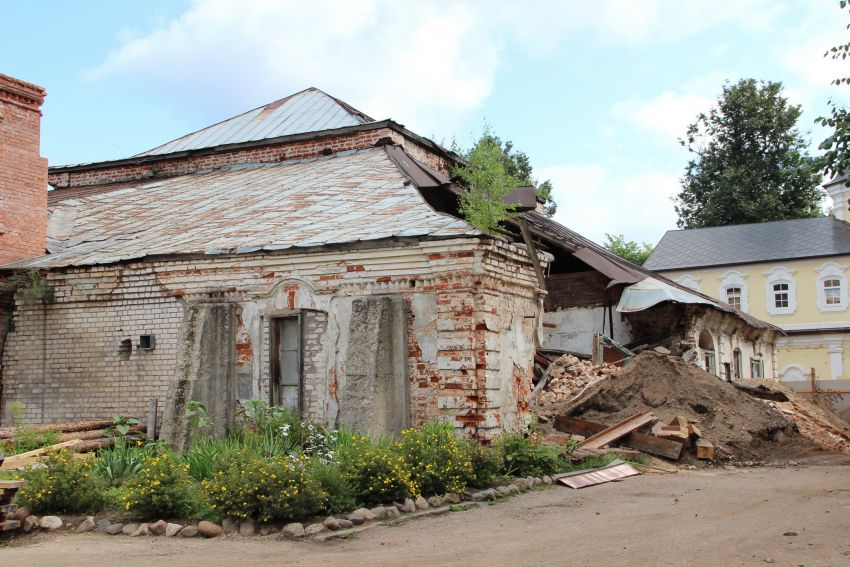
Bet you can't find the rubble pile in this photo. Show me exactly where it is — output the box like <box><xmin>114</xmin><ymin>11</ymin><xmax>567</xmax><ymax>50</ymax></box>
<box><xmin>537</xmin><ymin>355</ymin><xmax>620</xmax><ymax>405</ymax></box>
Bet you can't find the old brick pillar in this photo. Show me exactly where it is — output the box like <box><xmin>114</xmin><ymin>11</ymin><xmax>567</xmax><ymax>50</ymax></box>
<box><xmin>0</xmin><ymin>73</ymin><xmax>48</xmax><ymax>265</ymax></box>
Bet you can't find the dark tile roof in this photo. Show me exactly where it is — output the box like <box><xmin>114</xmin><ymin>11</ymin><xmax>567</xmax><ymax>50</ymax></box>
<box><xmin>644</xmin><ymin>217</ymin><xmax>850</xmax><ymax>271</ymax></box>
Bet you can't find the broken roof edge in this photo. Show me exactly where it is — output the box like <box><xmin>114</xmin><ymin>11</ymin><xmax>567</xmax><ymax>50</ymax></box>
<box><xmin>0</xmin><ymin>232</ymin><xmax>488</xmax><ymax>273</ymax></box>
<box><xmin>48</xmin><ymin>120</ymin><xmax>461</xmax><ymax>175</ymax></box>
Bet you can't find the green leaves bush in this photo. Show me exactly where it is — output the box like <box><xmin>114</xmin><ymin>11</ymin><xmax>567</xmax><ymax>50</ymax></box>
<box><xmin>120</xmin><ymin>451</ymin><xmax>196</xmax><ymax>518</ymax></box>
<box><xmin>495</xmin><ymin>432</ymin><xmax>565</xmax><ymax>477</ymax></box>
<box><xmin>202</xmin><ymin>452</ymin><xmax>325</xmax><ymax>522</ymax></box>
<box><xmin>18</xmin><ymin>450</ymin><xmax>104</xmax><ymax>513</ymax></box>
<box><xmin>336</xmin><ymin>432</ymin><xmax>417</xmax><ymax>506</ymax></box>
<box><xmin>400</xmin><ymin>421</ymin><xmax>474</xmax><ymax>495</ymax></box>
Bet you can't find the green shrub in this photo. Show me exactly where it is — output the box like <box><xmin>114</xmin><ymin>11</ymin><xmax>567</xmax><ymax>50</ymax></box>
<box><xmin>120</xmin><ymin>451</ymin><xmax>196</xmax><ymax>519</ymax></box>
<box><xmin>18</xmin><ymin>449</ymin><xmax>104</xmax><ymax>513</ymax></box>
<box><xmin>464</xmin><ymin>440</ymin><xmax>502</xmax><ymax>487</ymax></box>
<box><xmin>336</xmin><ymin>431</ymin><xmax>416</xmax><ymax>506</ymax></box>
<box><xmin>203</xmin><ymin>452</ymin><xmax>325</xmax><ymax>522</ymax></box>
<box><xmin>12</xmin><ymin>426</ymin><xmax>60</xmax><ymax>454</ymax></box>
<box><xmin>307</xmin><ymin>461</ymin><xmax>356</xmax><ymax>514</ymax></box>
<box><xmin>495</xmin><ymin>432</ymin><xmax>565</xmax><ymax>477</ymax></box>
<box><xmin>93</xmin><ymin>438</ymin><xmax>160</xmax><ymax>486</ymax></box>
<box><xmin>400</xmin><ymin>421</ymin><xmax>474</xmax><ymax>496</ymax></box>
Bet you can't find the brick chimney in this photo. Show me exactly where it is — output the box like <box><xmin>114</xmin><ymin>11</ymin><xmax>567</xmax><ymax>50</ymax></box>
<box><xmin>0</xmin><ymin>73</ymin><xmax>47</xmax><ymax>266</ymax></box>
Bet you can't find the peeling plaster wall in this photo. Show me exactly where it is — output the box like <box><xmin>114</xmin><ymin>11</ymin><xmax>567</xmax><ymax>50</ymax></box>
<box><xmin>541</xmin><ymin>307</ymin><xmax>633</xmax><ymax>355</ymax></box>
<box><xmin>1</xmin><ymin>237</ymin><xmax>544</xmax><ymax>439</ymax></box>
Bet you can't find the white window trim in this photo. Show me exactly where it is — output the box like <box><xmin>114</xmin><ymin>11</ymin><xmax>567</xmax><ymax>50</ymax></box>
<box><xmin>764</xmin><ymin>266</ymin><xmax>797</xmax><ymax>316</ymax></box>
<box><xmin>676</xmin><ymin>274</ymin><xmax>700</xmax><ymax>291</ymax></box>
<box><xmin>815</xmin><ymin>261</ymin><xmax>848</xmax><ymax>313</ymax></box>
<box><xmin>718</xmin><ymin>270</ymin><xmax>749</xmax><ymax>312</ymax></box>
<box><xmin>779</xmin><ymin>364</ymin><xmax>807</xmax><ymax>382</ymax></box>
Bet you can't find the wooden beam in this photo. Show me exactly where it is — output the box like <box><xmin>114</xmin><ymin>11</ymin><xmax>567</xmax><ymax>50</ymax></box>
<box><xmin>518</xmin><ymin>219</ymin><xmax>547</xmax><ymax>292</ymax></box>
<box><xmin>555</xmin><ymin>415</ymin><xmax>685</xmax><ymax>460</ymax></box>
<box><xmin>577</xmin><ymin>411</ymin><xmax>657</xmax><ymax>450</ymax></box>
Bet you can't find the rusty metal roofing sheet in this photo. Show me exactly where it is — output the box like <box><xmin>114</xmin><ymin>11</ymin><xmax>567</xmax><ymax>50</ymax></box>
<box><xmin>556</xmin><ymin>460</ymin><xmax>641</xmax><ymax>489</ymax></box>
<box><xmin>4</xmin><ymin>148</ymin><xmax>479</xmax><ymax>270</ymax></box>
<box><xmin>135</xmin><ymin>88</ymin><xmax>374</xmax><ymax>157</ymax></box>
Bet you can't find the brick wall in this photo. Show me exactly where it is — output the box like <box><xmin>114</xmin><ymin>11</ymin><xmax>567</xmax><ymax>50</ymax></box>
<box><xmin>0</xmin><ymin>74</ymin><xmax>47</xmax><ymax>265</ymax></box>
<box><xmin>1</xmin><ymin>237</ymin><xmax>543</xmax><ymax>439</ymax></box>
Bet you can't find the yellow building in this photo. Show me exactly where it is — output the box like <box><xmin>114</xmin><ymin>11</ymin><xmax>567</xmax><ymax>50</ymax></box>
<box><xmin>645</xmin><ymin>204</ymin><xmax>850</xmax><ymax>407</ymax></box>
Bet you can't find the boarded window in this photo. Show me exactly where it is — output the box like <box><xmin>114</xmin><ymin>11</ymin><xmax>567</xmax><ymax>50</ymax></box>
<box><xmin>271</xmin><ymin>315</ymin><xmax>302</xmax><ymax>412</ymax></box>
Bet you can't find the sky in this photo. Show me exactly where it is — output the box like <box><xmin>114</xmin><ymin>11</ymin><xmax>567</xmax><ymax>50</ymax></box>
<box><xmin>1</xmin><ymin>0</ymin><xmax>846</xmax><ymax>245</ymax></box>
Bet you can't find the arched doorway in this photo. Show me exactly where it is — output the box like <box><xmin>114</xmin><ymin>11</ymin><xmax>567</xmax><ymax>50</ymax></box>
<box><xmin>699</xmin><ymin>330</ymin><xmax>717</xmax><ymax>375</ymax></box>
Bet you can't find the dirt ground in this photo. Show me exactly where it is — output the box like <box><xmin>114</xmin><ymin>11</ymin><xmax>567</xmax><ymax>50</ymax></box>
<box><xmin>4</xmin><ymin>457</ymin><xmax>850</xmax><ymax>567</ymax></box>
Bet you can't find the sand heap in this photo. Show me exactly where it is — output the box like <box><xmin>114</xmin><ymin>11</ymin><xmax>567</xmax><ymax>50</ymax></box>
<box><xmin>537</xmin><ymin>355</ymin><xmax>620</xmax><ymax>405</ymax></box>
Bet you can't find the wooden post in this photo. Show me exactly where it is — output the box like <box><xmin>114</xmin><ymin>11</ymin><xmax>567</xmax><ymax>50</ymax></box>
<box><xmin>810</xmin><ymin>367</ymin><xmax>817</xmax><ymax>396</ymax></box>
<box><xmin>518</xmin><ymin>220</ymin><xmax>547</xmax><ymax>293</ymax></box>
<box><xmin>147</xmin><ymin>398</ymin><xmax>158</xmax><ymax>441</ymax></box>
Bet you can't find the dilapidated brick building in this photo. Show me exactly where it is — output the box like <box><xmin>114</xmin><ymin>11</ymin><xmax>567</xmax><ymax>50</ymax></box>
<box><xmin>0</xmin><ymin>80</ymin><xmax>779</xmax><ymax>443</ymax></box>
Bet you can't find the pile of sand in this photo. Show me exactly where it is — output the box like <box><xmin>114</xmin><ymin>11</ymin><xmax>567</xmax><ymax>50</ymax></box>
<box><xmin>556</xmin><ymin>352</ymin><xmax>821</xmax><ymax>461</ymax></box>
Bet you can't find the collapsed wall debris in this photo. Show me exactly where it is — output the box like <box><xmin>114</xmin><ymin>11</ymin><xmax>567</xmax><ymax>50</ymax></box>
<box><xmin>537</xmin><ymin>351</ymin><xmax>848</xmax><ymax>462</ymax></box>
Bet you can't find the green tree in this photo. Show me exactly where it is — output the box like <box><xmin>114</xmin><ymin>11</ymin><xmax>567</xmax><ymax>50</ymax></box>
<box><xmin>454</xmin><ymin>127</ymin><xmax>557</xmax><ymax>216</ymax></box>
<box><xmin>674</xmin><ymin>79</ymin><xmax>824</xmax><ymax>228</ymax></box>
<box><xmin>452</xmin><ymin>132</ymin><xmax>520</xmax><ymax>233</ymax></box>
<box><xmin>602</xmin><ymin>234</ymin><xmax>653</xmax><ymax>265</ymax></box>
<box><xmin>815</xmin><ymin>1</ymin><xmax>850</xmax><ymax>184</ymax></box>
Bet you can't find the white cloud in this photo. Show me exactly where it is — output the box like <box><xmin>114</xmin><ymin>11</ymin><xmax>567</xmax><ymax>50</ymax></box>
<box><xmin>89</xmin><ymin>0</ymin><xmax>787</xmax><ymax>134</ymax></box>
<box><xmin>612</xmin><ymin>90</ymin><xmax>714</xmax><ymax>145</ymax></box>
<box><xmin>542</xmin><ymin>163</ymin><xmax>680</xmax><ymax>245</ymax></box>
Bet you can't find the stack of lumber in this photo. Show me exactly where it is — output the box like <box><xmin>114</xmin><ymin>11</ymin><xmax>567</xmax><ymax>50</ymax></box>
<box><xmin>1</xmin><ymin>480</ymin><xmax>25</xmax><ymax>532</ymax></box>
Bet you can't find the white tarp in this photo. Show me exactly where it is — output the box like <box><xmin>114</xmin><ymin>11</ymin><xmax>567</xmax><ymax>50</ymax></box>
<box><xmin>616</xmin><ymin>277</ymin><xmax>715</xmax><ymax>313</ymax></box>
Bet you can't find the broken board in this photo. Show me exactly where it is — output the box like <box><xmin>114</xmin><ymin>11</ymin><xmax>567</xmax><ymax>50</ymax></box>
<box><xmin>555</xmin><ymin>415</ymin><xmax>685</xmax><ymax>460</ymax></box>
<box><xmin>576</xmin><ymin>411</ymin><xmax>657</xmax><ymax>450</ymax></box>
<box><xmin>556</xmin><ymin>459</ymin><xmax>641</xmax><ymax>489</ymax></box>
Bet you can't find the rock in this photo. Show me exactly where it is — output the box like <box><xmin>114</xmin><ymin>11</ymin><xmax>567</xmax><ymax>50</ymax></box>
<box><xmin>23</xmin><ymin>515</ymin><xmax>39</xmax><ymax>533</ymax></box>
<box><xmin>427</xmin><ymin>496</ymin><xmax>443</xmax><ymax>508</ymax></box>
<box><xmin>198</xmin><ymin>521</ymin><xmax>223</xmax><ymax>538</ymax></box>
<box><xmin>130</xmin><ymin>523</ymin><xmax>149</xmax><ymax>537</ymax></box>
<box><xmin>77</xmin><ymin>516</ymin><xmax>96</xmax><ymax>533</ymax></box>
<box><xmin>532</xmin><ymin>477</ymin><xmax>544</xmax><ymax>486</ymax></box>
<box><xmin>414</xmin><ymin>496</ymin><xmax>430</xmax><ymax>510</ymax></box>
<box><xmin>105</xmin><ymin>523</ymin><xmax>124</xmax><ymax>535</ymax></box>
<box><xmin>462</xmin><ymin>489</ymin><xmax>476</xmax><ymax>501</ymax></box>
<box><xmin>442</xmin><ymin>493</ymin><xmax>461</xmax><ymax>504</ymax></box>
<box><xmin>496</xmin><ymin>486</ymin><xmax>511</xmax><ymax>496</ymax></box>
<box><xmin>507</xmin><ymin>484</ymin><xmax>520</xmax><ymax>495</ymax></box>
<box><xmin>258</xmin><ymin>524</ymin><xmax>277</xmax><ymax>536</ymax></box>
<box><xmin>482</xmin><ymin>488</ymin><xmax>497</xmax><ymax>501</ymax></box>
<box><xmin>654</xmin><ymin>346</ymin><xmax>672</xmax><ymax>355</ymax></box>
<box><xmin>96</xmin><ymin>518</ymin><xmax>112</xmax><ymax>532</ymax></box>
<box><xmin>305</xmin><ymin>523</ymin><xmax>326</xmax><ymax>536</ymax></box>
<box><xmin>12</xmin><ymin>507</ymin><xmax>30</xmax><ymax>522</ymax></box>
<box><xmin>337</xmin><ymin>518</ymin><xmax>354</xmax><ymax>529</ymax></box>
<box><xmin>149</xmin><ymin>519</ymin><xmax>168</xmax><ymax>536</ymax></box>
<box><xmin>369</xmin><ymin>506</ymin><xmax>386</xmax><ymax>519</ymax></box>
<box><xmin>783</xmin><ymin>531</ymin><xmax>798</xmax><ymax>536</ymax></box>
<box><xmin>282</xmin><ymin>523</ymin><xmax>305</xmax><ymax>538</ymax></box>
<box><xmin>346</xmin><ymin>511</ymin><xmax>365</xmax><ymax>525</ymax></box>
<box><xmin>526</xmin><ymin>476</ymin><xmax>536</xmax><ymax>488</ymax></box>
<box><xmin>122</xmin><ymin>523</ymin><xmax>140</xmax><ymax>535</ymax></box>
<box><xmin>399</xmin><ymin>498</ymin><xmax>416</xmax><ymax>513</ymax></box>
<box><xmin>471</xmin><ymin>491</ymin><xmax>488</xmax><ymax>502</ymax></box>
<box><xmin>353</xmin><ymin>507</ymin><xmax>377</xmax><ymax>521</ymax></box>
<box><xmin>323</xmin><ymin>517</ymin><xmax>341</xmax><ymax>531</ymax></box>
<box><xmin>515</xmin><ymin>478</ymin><xmax>530</xmax><ymax>492</ymax></box>
<box><xmin>39</xmin><ymin>516</ymin><xmax>63</xmax><ymax>530</ymax></box>
<box><xmin>384</xmin><ymin>506</ymin><xmax>401</xmax><ymax>519</ymax></box>
<box><xmin>179</xmin><ymin>525</ymin><xmax>199</xmax><ymax>538</ymax></box>
<box><xmin>221</xmin><ymin>518</ymin><xmax>237</xmax><ymax>534</ymax></box>
<box><xmin>165</xmin><ymin>523</ymin><xmax>183</xmax><ymax>537</ymax></box>
<box><xmin>238</xmin><ymin>519</ymin><xmax>256</xmax><ymax>536</ymax></box>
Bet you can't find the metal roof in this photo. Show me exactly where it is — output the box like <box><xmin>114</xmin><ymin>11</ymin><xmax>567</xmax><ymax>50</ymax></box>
<box><xmin>4</xmin><ymin>148</ymin><xmax>478</xmax><ymax>270</ymax></box>
<box><xmin>135</xmin><ymin>88</ymin><xmax>374</xmax><ymax>157</ymax></box>
<box><xmin>644</xmin><ymin>217</ymin><xmax>850</xmax><ymax>271</ymax></box>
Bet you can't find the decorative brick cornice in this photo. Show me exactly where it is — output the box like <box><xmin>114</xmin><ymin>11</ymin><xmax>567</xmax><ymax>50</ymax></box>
<box><xmin>0</xmin><ymin>73</ymin><xmax>46</xmax><ymax>112</ymax></box>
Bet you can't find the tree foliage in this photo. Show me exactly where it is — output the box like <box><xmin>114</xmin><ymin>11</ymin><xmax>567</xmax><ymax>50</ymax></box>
<box><xmin>815</xmin><ymin>0</ymin><xmax>850</xmax><ymax>184</ymax></box>
<box><xmin>453</xmin><ymin>126</ymin><xmax>557</xmax><ymax>218</ymax></box>
<box><xmin>674</xmin><ymin>79</ymin><xmax>824</xmax><ymax>228</ymax></box>
<box><xmin>602</xmin><ymin>233</ymin><xmax>653</xmax><ymax>265</ymax></box>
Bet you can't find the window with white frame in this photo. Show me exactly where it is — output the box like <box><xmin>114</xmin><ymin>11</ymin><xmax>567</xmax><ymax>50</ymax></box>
<box><xmin>815</xmin><ymin>261</ymin><xmax>848</xmax><ymax>312</ymax></box>
<box><xmin>719</xmin><ymin>270</ymin><xmax>748</xmax><ymax>312</ymax></box>
<box><xmin>750</xmin><ymin>357</ymin><xmax>764</xmax><ymax>379</ymax></box>
<box><xmin>764</xmin><ymin>266</ymin><xmax>797</xmax><ymax>315</ymax></box>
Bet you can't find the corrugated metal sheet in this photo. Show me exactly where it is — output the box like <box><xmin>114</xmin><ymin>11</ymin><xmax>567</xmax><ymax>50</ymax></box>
<box><xmin>4</xmin><ymin>148</ymin><xmax>478</xmax><ymax>270</ymax></box>
<box><xmin>135</xmin><ymin>88</ymin><xmax>374</xmax><ymax>157</ymax></box>
<box><xmin>556</xmin><ymin>460</ymin><xmax>641</xmax><ymax>489</ymax></box>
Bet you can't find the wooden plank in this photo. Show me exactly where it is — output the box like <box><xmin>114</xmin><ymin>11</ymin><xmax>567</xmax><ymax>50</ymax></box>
<box><xmin>577</xmin><ymin>411</ymin><xmax>657</xmax><ymax>450</ymax></box>
<box><xmin>0</xmin><ymin>480</ymin><xmax>25</xmax><ymax>489</ymax></box>
<box><xmin>696</xmin><ymin>439</ymin><xmax>715</xmax><ymax>460</ymax></box>
<box><xmin>0</xmin><ymin>419</ymin><xmax>112</xmax><ymax>440</ymax></box>
<box><xmin>554</xmin><ymin>415</ymin><xmax>685</xmax><ymax>460</ymax></box>
<box><xmin>0</xmin><ymin>439</ymin><xmax>82</xmax><ymax>470</ymax></box>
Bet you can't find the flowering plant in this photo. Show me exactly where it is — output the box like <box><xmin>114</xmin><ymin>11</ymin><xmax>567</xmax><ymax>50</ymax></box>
<box><xmin>120</xmin><ymin>451</ymin><xmax>196</xmax><ymax>518</ymax></box>
<box><xmin>18</xmin><ymin>449</ymin><xmax>104</xmax><ymax>513</ymax></box>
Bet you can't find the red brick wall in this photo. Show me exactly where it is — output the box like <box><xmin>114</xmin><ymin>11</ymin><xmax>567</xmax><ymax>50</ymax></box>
<box><xmin>0</xmin><ymin>74</ymin><xmax>47</xmax><ymax>265</ymax></box>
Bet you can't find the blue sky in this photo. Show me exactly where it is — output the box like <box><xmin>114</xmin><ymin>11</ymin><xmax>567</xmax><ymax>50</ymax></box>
<box><xmin>1</xmin><ymin>0</ymin><xmax>846</xmax><ymax>245</ymax></box>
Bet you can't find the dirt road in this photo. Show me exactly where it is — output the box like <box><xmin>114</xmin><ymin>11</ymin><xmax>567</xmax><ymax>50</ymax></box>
<box><xmin>4</xmin><ymin>463</ymin><xmax>850</xmax><ymax>567</ymax></box>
